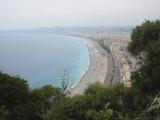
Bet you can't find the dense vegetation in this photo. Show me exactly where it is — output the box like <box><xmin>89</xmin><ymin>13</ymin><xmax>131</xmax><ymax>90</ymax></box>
<box><xmin>0</xmin><ymin>20</ymin><xmax>160</xmax><ymax>120</ymax></box>
<box><xmin>0</xmin><ymin>72</ymin><xmax>64</xmax><ymax>120</ymax></box>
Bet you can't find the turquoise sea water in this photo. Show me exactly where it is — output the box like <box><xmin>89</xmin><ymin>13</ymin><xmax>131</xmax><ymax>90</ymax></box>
<box><xmin>0</xmin><ymin>33</ymin><xmax>89</xmax><ymax>88</ymax></box>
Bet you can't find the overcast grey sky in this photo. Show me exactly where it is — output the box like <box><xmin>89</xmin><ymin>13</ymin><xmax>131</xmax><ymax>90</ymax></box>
<box><xmin>0</xmin><ymin>0</ymin><xmax>160</xmax><ymax>30</ymax></box>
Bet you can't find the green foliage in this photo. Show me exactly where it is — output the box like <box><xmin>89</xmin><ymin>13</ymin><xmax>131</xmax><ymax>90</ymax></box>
<box><xmin>127</xmin><ymin>19</ymin><xmax>160</xmax><ymax>119</ymax></box>
<box><xmin>128</xmin><ymin>20</ymin><xmax>160</xmax><ymax>95</ymax></box>
<box><xmin>0</xmin><ymin>72</ymin><xmax>29</xmax><ymax>109</ymax></box>
<box><xmin>85</xmin><ymin>103</ymin><xmax>113</xmax><ymax>120</ymax></box>
<box><xmin>0</xmin><ymin>72</ymin><xmax>63</xmax><ymax>120</ymax></box>
<box><xmin>47</xmin><ymin>98</ymin><xmax>70</xmax><ymax>120</ymax></box>
<box><xmin>47</xmin><ymin>83</ymin><xmax>130</xmax><ymax>120</ymax></box>
<box><xmin>32</xmin><ymin>85</ymin><xmax>63</xmax><ymax>105</ymax></box>
<box><xmin>31</xmin><ymin>85</ymin><xmax>63</xmax><ymax>120</ymax></box>
<box><xmin>95</xmin><ymin>103</ymin><xmax>113</xmax><ymax>120</ymax></box>
<box><xmin>48</xmin><ymin>95</ymin><xmax>87</xmax><ymax>120</ymax></box>
<box><xmin>84</xmin><ymin>83</ymin><xmax>125</xmax><ymax>111</ymax></box>
<box><xmin>128</xmin><ymin>20</ymin><xmax>160</xmax><ymax>56</ymax></box>
<box><xmin>0</xmin><ymin>72</ymin><xmax>34</xmax><ymax>120</ymax></box>
<box><xmin>0</xmin><ymin>105</ymin><xmax>9</xmax><ymax>120</ymax></box>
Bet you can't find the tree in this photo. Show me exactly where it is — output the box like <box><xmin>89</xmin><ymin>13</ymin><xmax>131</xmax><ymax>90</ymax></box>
<box><xmin>0</xmin><ymin>105</ymin><xmax>9</xmax><ymax>120</ymax></box>
<box><xmin>31</xmin><ymin>85</ymin><xmax>63</xmax><ymax>120</ymax></box>
<box><xmin>47</xmin><ymin>83</ymin><xmax>129</xmax><ymax>120</ymax></box>
<box><xmin>0</xmin><ymin>72</ymin><xmax>64</xmax><ymax>120</ymax></box>
<box><xmin>0</xmin><ymin>72</ymin><xmax>29</xmax><ymax>109</ymax></box>
<box><xmin>85</xmin><ymin>103</ymin><xmax>113</xmax><ymax>120</ymax></box>
<box><xmin>0</xmin><ymin>72</ymin><xmax>31</xmax><ymax>120</ymax></box>
<box><xmin>128</xmin><ymin>20</ymin><xmax>160</xmax><ymax>95</ymax></box>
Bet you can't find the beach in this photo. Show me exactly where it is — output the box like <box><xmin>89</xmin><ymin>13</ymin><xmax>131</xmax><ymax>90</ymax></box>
<box><xmin>70</xmin><ymin>39</ymin><xmax>108</xmax><ymax>96</ymax></box>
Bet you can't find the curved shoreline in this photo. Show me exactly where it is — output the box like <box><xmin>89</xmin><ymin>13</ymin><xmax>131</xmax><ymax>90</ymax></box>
<box><xmin>70</xmin><ymin>39</ymin><xmax>108</xmax><ymax>96</ymax></box>
<box><xmin>70</xmin><ymin>40</ymin><xmax>90</xmax><ymax>90</ymax></box>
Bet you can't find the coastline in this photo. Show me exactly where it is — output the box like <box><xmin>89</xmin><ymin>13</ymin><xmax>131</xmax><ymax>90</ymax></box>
<box><xmin>70</xmin><ymin>39</ymin><xmax>90</xmax><ymax>89</ymax></box>
<box><xmin>70</xmin><ymin>39</ymin><xmax>108</xmax><ymax>96</ymax></box>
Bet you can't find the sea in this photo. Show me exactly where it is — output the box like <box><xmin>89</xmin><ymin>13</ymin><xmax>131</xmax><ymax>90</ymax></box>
<box><xmin>0</xmin><ymin>33</ymin><xmax>89</xmax><ymax>88</ymax></box>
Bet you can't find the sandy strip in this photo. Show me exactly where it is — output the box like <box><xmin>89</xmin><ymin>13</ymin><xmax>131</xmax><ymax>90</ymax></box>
<box><xmin>70</xmin><ymin>39</ymin><xmax>108</xmax><ymax>96</ymax></box>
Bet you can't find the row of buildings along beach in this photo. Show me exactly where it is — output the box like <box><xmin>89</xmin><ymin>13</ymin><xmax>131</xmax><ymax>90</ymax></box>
<box><xmin>65</xmin><ymin>30</ymin><xmax>138</xmax><ymax>87</ymax></box>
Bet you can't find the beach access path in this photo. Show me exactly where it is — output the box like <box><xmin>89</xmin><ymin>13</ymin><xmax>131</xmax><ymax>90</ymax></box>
<box><xmin>70</xmin><ymin>39</ymin><xmax>108</xmax><ymax>96</ymax></box>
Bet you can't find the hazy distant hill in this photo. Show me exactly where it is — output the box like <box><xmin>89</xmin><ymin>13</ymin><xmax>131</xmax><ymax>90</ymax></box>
<box><xmin>0</xmin><ymin>26</ymin><xmax>133</xmax><ymax>34</ymax></box>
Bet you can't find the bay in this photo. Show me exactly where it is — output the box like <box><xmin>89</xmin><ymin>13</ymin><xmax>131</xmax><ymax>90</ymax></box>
<box><xmin>0</xmin><ymin>33</ymin><xmax>89</xmax><ymax>88</ymax></box>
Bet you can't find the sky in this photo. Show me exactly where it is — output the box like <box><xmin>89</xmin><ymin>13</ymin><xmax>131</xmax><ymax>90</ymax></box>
<box><xmin>0</xmin><ymin>0</ymin><xmax>160</xmax><ymax>30</ymax></box>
